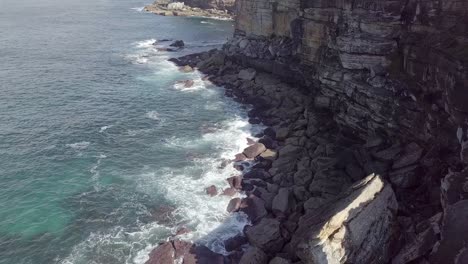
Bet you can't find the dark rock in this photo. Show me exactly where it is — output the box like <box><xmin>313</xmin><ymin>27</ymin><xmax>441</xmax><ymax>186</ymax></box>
<box><xmin>239</xmin><ymin>246</ymin><xmax>268</xmax><ymax>264</ymax></box>
<box><xmin>245</xmin><ymin>218</ymin><xmax>284</xmax><ymax>253</ymax></box>
<box><xmin>392</xmin><ymin>142</ymin><xmax>423</xmax><ymax>169</ymax></box>
<box><xmin>205</xmin><ymin>185</ymin><xmax>218</xmax><ymax>196</ymax></box>
<box><xmin>227</xmin><ymin>198</ymin><xmax>242</xmax><ymax>213</ymax></box>
<box><xmin>240</xmin><ymin>195</ymin><xmax>267</xmax><ymax>223</ymax></box>
<box><xmin>238</xmin><ymin>68</ymin><xmax>257</xmax><ymax>81</ymax></box>
<box><xmin>272</xmin><ymin>188</ymin><xmax>292</xmax><ymax>217</ymax></box>
<box><xmin>389</xmin><ymin>164</ymin><xmax>419</xmax><ymax>188</ymax></box>
<box><xmin>264</xmin><ymin>127</ymin><xmax>276</xmax><ymax>139</ymax></box>
<box><xmin>170</xmin><ymin>40</ymin><xmax>185</xmax><ymax>48</ymax></box>
<box><xmin>225</xmin><ymin>235</ymin><xmax>248</xmax><ymax>252</ymax></box>
<box><xmin>244</xmin><ymin>169</ymin><xmax>271</xmax><ymax>180</ymax></box>
<box><xmin>269</xmin><ymin>257</ymin><xmax>291</xmax><ymax>264</ymax></box>
<box><xmin>441</xmin><ymin>169</ymin><xmax>468</xmax><ymax>209</ymax></box>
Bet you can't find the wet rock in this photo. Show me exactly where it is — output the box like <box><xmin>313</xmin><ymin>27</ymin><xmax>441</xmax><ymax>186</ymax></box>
<box><xmin>372</xmin><ymin>144</ymin><xmax>402</xmax><ymax>161</ymax></box>
<box><xmin>245</xmin><ymin>218</ymin><xmax>284</xmax><ymax>253</ymax></box>
<box><xmin>222</xmin><ymin>187</ymin><xmax>238</xmax><ymax>196</ymax></box>
<box><xmin>227</xmin><ymin>198</ymin><xmax>242</xmax><ymax>213</ymax></box>
<box><xmin>146</xmin><ymin>241</ymin><xmax>174</xmax><ymax>264</ymax></box>
<box><xmin>246</xmin><ymin>137</ymin><xmax>256</xmax><ymax>145</ymax></box>
<box><xmin>314</xmin><ymin>96</ymin><xmax>331</xmax><ymax>109</ymax></box>
<box><xmin>170</xmin><ymin>40</ymin><xmax>185</xmax><ymax>48</ymax></box>
<box><xmin>180</xmin><ymin>65</ymin><xmax>194</xmax><ymax>72</ymax></box>
<box><xmin>234</xmin><ymin>153</ymin><xmax>248</xmax><ymax>162</ymax></box>
<box><xmin>175</xmin><ymin>227</ymin><xmax>191</xmax><ymax>236</ymax></box>
<box><xmin>240</xmin><ymin>195</ymin><xmax>267</xmax><ymax>223</ymax></box>
<box><xmin>244</xmin><ymin>168</ymin><xmax>271</xmax><ymax>180</ymax></box>
<box><xmin>292</xmin><ymin>174</ymin><xmax>398</xmax><ymax>264</ymax></box>
<box><xmin>264</xmin><ymin>127</ymin><xmax>276</xmax><ymax>139</ymax></box>
<box><xmin>227</xmin><ymin>175</ymin><xmax>243</xmax><ymax>189</ymax></box>
<box><xmin>239</xmin><ymin>246</ymin><xmax>268</xmax><ymax>264</ymax></box>
<box><xmin>243</xmin><ymin>143</ymin><xmax>267</xmax><ymax>159</ymax></box>
<box><xmin>205</xmin><ymin>185</ymin><xmax>218</xmax><ymax>196</ymax></box>
<box><xmin>225</xmin><ymin>235</ymin><xmax>248</xmax><ymax>252</ymax></box>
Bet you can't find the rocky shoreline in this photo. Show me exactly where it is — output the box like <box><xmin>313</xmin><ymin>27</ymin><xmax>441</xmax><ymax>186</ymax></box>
<box><xmin>144</xmin><ymin>1</ymin><xmax>233</xmax><ymax>20</ymax></box>
<box><xmin>144</xmin><ymin>43</ymin><xmax>468</xmax><ymax>263</ymax></box>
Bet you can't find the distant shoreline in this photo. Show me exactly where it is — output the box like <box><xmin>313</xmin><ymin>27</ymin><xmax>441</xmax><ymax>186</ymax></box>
<box><xmin>143</xmin><ymin>3</ymin><xmax>233</xmax><ymax>20</ymax></box>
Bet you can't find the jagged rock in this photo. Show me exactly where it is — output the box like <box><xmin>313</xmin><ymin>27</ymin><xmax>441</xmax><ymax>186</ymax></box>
<box><xmin>239</xmin><ymin>246</ymin><xmax>268</xmax><ymax>264</ymax></box>
<box><xmin>222</xmin><ymin>187</ymin><xmax>238</xmax><ymax>196</ymax></box>
<box><xmin>430</xmin><ymin>200</ymin><xmax>468</xmax><ymax>263</ymax></box>
<box><xmin>234</xmin><ymin>153</ymin><xmax>247</xmax><ymax>162</ymax></box>
<box><xmin>145</xmin><ymin>240</ymin><xmax>223</xmax><ymax>264</ymax></box>
<box><xmin>243</xmin><ymin>143</ymin><xmax>267</xmax><ymax>159</ymax></box>
<box><xmin>292</xmin><ymin>174</ymin><xmax>398</xmax><ymax>264</ymax></box>
<box><xmin>244</xmin><ymin>168</ymin><xmax>271</xmax><ymax>180</ymax></box>
<box><xmin>314</xmin><ymin>96</ymin><xmax>331</xmax><ymax>109</ymax></box>
<box><xmin>245</xmin><ymin>218</ymin><xmax>284</xmax><ymax>253</ymax></box>
<box><xmin>440</xmin><ymin>169</ymin><xmax>468</xmax><ymax>210</ymax></box>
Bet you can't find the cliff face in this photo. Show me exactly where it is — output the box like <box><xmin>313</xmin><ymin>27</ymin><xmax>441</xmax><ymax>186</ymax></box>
<box><xmin>228</xmin><ymin>0</ymin><xmax>468</xmax><ymax>145</ymax></box>
<box><xmin>222</xmin><ymin>0</ymin><xmax>468</xmax><ymax>263</ymax></box>
<box><xmin>183</xmin><ymin>0</ymin><xmax>236</xmax><ymax>11</ymax></box>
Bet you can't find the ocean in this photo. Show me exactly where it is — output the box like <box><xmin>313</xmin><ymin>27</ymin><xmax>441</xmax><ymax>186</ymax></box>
<box><xmin>0</xmin><ymin>0</ymin><xmax>256</xmax><ymax>263</ymax></box>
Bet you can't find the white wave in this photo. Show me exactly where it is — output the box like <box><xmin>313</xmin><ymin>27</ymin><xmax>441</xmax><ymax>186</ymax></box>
<box><xmin>60</xmin><ymin>223</ymin><xmax>171</xmax><ymax>264</ymax></box>
<box><xmin>135</xmin><ymin>39</ymin><xmax>157</xmax><ymax>49</ymax></box>
<box><xmin>200</xmin><ymin>20</ymin><xmax>214</xmax><ymax>25</ymax></box>
<box><xmin>173</xmin><ymin>78</ymin><xmax>206</xmax><ymax>92</ymax></box>
<box><xmin>90</xmin><ymin>154</ymin><xmax>107</xmax><ymax>191</ymax></box>
<box><xmin>145</xmin><ymin>111</ymin><xmax>161</xmax><ymax>121</ymax></box>
<box><xmin>66</xmin><ymin>141</ymin><xmax>90</xmax><ymax>150</ymax></box>
<box><xmin>135</xmin><ymin>116</ymin><xmax>255</xmax><ymax>261</ymax></box>
<box><xmin>99</xmin><ymin>125</ymin><xmax>112</xmax><ymax>133</ymax></box>
<box><xmin>131</xmin><ymin>6</ymin><xmax>145</xmax><ymax>12</ymax></box>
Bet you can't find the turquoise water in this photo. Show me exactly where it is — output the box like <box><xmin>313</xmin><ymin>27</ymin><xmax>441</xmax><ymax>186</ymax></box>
<box><xmin>0</xmin><ymin>1</ymin><xmax>254</xmax><ymax>263</ymax></box>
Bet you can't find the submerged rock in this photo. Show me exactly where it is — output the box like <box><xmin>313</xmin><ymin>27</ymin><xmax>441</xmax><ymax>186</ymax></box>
<box><xmin>170</xmin><ymin>40</ymin><xmax>185</xmax><ymax>48</ymax></box>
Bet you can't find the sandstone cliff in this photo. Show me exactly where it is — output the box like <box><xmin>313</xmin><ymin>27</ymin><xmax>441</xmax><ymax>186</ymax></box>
<box><xmin>220</xmin><ymin>0</ymin><xmax>468</xmax><ymax>263</ymax></box>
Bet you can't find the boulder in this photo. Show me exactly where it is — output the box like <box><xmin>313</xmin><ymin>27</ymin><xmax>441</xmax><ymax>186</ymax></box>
<box><xmin>292</xmin><ymin>174</ymin><xmax>398</xmax><ymax>264</ymax></box>
<box><xmin>244</xmin><ymin>169</ymin><xmax>271</xmax><ymax>180</ymax></box>
<box><xmin>146</xmin><ymin>241</ymin><xmax>174</xmax><ymax>264</ymax></box>
<box><xmin>388</xmin><ymin>164</ymin><xmax>419</xmax><ymax>189</ymax></box>
<box><xmin>239</xmin><ymin>246</ymin><xmax>268</xmax><ymax>264</ymax></box>
<box><xmin>272</xmin><ymin>188</ymin><xmax>292</xmax><ymax>217</ymax></box>
<box><xmin>243</xmin><ymin>143</ymin><xmax>267</xmax><ymax>159</ymax></box>
<box><xmin>180</xmin><ymin>65</ymin><xmax>194</xmax><ymax>72</ymax></box>
<box><xmin>246</xmin><ymin>218</ymin><xmax>284</xmax><ymax>253</ymax></box>
<box><xmin>205</xmin><ymin>185</ymin><xmax>218</xmax><ymax>196</ymax></box>
<box><xmin>225</xmin><ymin>235</ymin><xmax>248</xmax><ymax>252</ymax></box>
<box><xmin>260</xmin><ymin>149</ymin><xmax>278</xmax><ymax>161</ymax></box>
<box><xmin>222</xmin><ymin>187</ymin><xmax>237</xmax><ymax>196</ymax></box>
<box><xmin>234</xmin><ymin>153</ymin><xmax>247</xmax><ymax>162</ymax></box>
<box><xmin>170</xmin><ymin>40</ymin><xmax>185</xmax><ymax>48</ymax></box>
<box><xmin>240</xmin><ymin>195</ymin><xmax>267</xmax><ymax>223</ymax></box>
<box><xmin>227</xmin><ymin>175</ymin><xmax>243</xmax><ymax>189</ymax></box>
<box><xmin>227</xmin><ymin>198</ymin><xmax>242</xmax><ymax>213</ymax></box>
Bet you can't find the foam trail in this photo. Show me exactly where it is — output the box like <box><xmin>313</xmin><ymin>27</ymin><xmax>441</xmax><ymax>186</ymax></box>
<box><xmin>66</xmin><ymin>141</ymin><xmax>90</xmax><ymax>150</ymax></box>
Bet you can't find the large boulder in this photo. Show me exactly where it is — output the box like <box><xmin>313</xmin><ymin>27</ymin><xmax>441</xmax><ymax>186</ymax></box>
<box><xmin>292</xmin><ymin>174</ymin><xmax>398</xmax><ymax>264</ymax></box>
<box><xmin>239</xmin><ymin>246</ymin><xmax>268</xmax><ymax>264</ymax></box>
<box><xmin>240</xmin><ymin>195</ymin><xmax>267</xmax><ymax>223</ymax></box>
<box><xmin>243</xmin><ymin>143</ymin><xmax>266</xmax><ymax>159</ymax></box>
<box><xmin>245</xmin><ymin>218</ymin><xmax>284</xmax><ymax>253</ymax></box>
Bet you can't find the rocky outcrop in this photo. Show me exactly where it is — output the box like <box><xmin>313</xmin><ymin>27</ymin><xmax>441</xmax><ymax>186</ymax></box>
<box><xmin>292</xmin><ymin>174</ymin><xmax>398</xmax><ymax>264</ymax></box>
